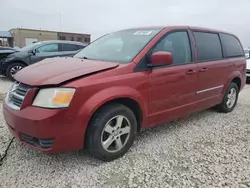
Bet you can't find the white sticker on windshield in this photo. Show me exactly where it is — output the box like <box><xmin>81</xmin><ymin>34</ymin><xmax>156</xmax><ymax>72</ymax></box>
<box><xmin>133</xmin><ymin>31</ymin><xmax>153</xmax><ymax>36</ymax></box>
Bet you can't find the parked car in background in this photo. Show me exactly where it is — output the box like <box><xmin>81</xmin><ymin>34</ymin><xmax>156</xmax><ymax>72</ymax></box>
<box><xmin>3</xmin><ymin>26</ymin><xmax>246</xmax><ymax>161</ymax></box>
<box><xmin>244</xmin><ymin>49</ymin><xmax>250</xmax><ymax>59</ymax></box>
<box><xmin>0</xmin><ymin>47</ymin><xmax>17</xmax><ymax>74</ymax></box>
<box><xmin>0</xmin><ymin>46</ymin><xmax>17</xmax><ymax>51</ymax></box>
<box><xmin>0</xmin><ymin>40</ymin><xmax>87</xmax><ymax>80</ymax></box>
<box><xmin>247</xmin><ymin>58</ymin><xmax>250</xmax><ymax>81</ymax></box>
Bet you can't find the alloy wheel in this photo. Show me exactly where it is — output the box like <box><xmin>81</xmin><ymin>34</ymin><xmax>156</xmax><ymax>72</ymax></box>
<box><xmin>101</xmin><ymin>115</ymin><xmax>131</xmax><ymax>153</ymax></box>
<box><xmin>10</xmin><ymin>65</ymin><xmax>23</xmax><ymax>76</ymax></box>
<box><xmin>226</xmin><ymin>88</ymin><xmax>237</xmax><ymax>108</ymax></box>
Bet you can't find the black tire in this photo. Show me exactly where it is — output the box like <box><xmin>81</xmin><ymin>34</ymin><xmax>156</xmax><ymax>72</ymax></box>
<box><xmin>247</xmin><ymin>77</ymin><xmax>250</xmax><ymax>84</ymax></box>
<box><xmin>217</xmin><ymin>82</ymin><xmax>239</xmax><ymax>113</ymax></box>
<box><xmin>6</xmin><ymin>62</ymin><xmax>26</xmax><ymax>81</ymax></box>
<box><xmin>85</xmin><ymin>103</ymin><xmax>137</xmax><ymax>161</ymax></box>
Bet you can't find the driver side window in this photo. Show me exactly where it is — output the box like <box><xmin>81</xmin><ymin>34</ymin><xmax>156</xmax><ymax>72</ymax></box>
<box><xmin>150</xmin><ymin>31</ymin><xmax>192</xmax><ymax>65</ymax></box>
<box><xmin>35</xmin><ymin>43</ymin><xmax>59</xmax><ymax>53</ymax></box>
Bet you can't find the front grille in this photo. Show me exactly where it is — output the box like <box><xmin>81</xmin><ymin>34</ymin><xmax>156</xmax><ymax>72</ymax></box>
<box><xmin>20</xmin><ymin>134</ymin><xmax>54</xmax><ymax>149</ymax></box>
<box><xmin>6</xmin><ymin>82</ymin><xmax>31</xmax><ymax>110</ymax></box>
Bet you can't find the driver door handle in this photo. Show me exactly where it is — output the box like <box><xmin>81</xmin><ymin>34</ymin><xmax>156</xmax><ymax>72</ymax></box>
<box><xmin>199</xmin><ymin>68</ymin><xmax>208</xmax><ymax>72</ymax></box>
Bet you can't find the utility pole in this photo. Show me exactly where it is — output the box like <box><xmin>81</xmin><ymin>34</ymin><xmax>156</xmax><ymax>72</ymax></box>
<box><xmin>59</xmin><ymin>12</ymin><xmax>63</xmax><ymax>32</ymax></box>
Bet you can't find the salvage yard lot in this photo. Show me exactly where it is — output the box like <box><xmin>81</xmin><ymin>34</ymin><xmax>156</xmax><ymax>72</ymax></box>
<box><xmin>0</xmin><ymin>77</ymin><xmax>250</xmax><ymax>188</ymax></box>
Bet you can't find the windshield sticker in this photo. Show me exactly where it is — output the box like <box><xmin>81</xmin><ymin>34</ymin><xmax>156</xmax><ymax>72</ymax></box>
<box><xmin>133</xmin><ymin>31</ymin><xmax>153</xmax><ymax>36</ymax></box>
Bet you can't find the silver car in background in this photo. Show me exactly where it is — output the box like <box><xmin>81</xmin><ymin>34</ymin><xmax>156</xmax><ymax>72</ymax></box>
<box><xmin>0</xmin><ymin>40</ymin><xmax>87</xmax><ymax>80</ymax></box>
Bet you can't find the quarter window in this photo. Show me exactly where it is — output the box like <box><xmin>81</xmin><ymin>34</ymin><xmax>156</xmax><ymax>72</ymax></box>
<box><xmin>220</xmin><ymin>33</ymin><xmax>244</xmax><ymax>58</ymax></box>
<box><xmin>35</xmin><ymin>44</ymin><xmax>59</xmax><ymax>53</ymax></box>
<box><xmin>151</xmin><ymin>31</ymin><xmax>192</xmax><ymax>65</ymax></box>
<box><xmin>193</xmin><ymin>32</ymin><xmax>222</xmax><ymax>61</ymax></box>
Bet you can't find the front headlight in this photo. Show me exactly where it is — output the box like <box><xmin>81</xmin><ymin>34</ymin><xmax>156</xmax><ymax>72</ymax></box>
<box><xmin>32</xmin><ymin>88</ymin><xmax>76</xmax><ymax>108</ymax></box>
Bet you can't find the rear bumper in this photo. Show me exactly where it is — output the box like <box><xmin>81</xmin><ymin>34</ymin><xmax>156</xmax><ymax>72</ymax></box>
<box><xmin>3</xmin><ymin>101</ymin><xmax>85</xmax><ymax>153</ymax></box>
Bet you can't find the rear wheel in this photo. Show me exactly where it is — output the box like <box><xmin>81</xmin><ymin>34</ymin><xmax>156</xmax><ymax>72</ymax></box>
<box><xmin>85</xmin><ymin>103</ymin><xmax>137</xmax><ymax>161</ymax></box>
<box><xmin>6</xmin><ymin>62</ymin><xmax>26</xmax><ymax>81</ymax></box>
<box><xmin>217</xmin><ymin>82</ymin><xmax>239</xmax><ymax>113</ymax></box>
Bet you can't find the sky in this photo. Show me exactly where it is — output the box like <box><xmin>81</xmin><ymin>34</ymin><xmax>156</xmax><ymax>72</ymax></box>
<box><xmin>1</xmin><ymin>0</ymin><xmax>250</xmax><ymax>47</ymax></box>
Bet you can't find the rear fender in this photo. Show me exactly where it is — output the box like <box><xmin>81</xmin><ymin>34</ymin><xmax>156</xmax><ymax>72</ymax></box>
<box><xmin>223</xmin><ymin>71</ymin><xmax>241</xmax><ymax>94</ymax></box>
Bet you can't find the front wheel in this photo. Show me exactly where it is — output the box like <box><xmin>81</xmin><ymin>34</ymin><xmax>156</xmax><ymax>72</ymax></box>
<box><xmin>6</xmin><ymin>62</ymin><xmax>26</xmax><ymax>81</ymax></box>
<box><xmin>217</xmin><ymin>82</ymin><xmax>239</xmax><ymax>113</ymax></box>
<box><xmin>85</xmin><ymin>103</ymin><xmax>137</xmax><ymax>161</ymax></box>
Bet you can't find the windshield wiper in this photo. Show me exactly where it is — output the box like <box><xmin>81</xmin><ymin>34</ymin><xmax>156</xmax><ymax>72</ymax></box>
<box><xmin>79</xmin><ymin>56</ymin><xmax>96</xmax><ymax>60</ymax></box>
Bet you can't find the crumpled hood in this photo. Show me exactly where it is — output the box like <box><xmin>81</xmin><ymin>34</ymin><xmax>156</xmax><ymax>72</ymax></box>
<box><xmin>14</xmin><ymin>57</ymin><xmax>119</xmax><ymax>86</ymax></box>
<box><xmin>247</xmin><ymin>59</ymin><xmax>250</xmax><ymax>70</ymax></box>
<box><xmin>5</xmin><ymin>51</ymin><xmax>27</xmax><ymax>58</ymax></box>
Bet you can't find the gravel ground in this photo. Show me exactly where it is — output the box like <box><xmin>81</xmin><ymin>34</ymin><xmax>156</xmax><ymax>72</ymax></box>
<box><xmin>0</xmin><ymin>77</ymin><xmax>250</xmax><ymax>188</ymax></box>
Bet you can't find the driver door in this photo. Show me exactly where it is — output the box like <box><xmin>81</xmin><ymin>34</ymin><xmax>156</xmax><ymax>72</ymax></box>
<box><xmin>148</xmin><ymin>30</ymin><xmax>198</xmax><ymax>126</ymax></box>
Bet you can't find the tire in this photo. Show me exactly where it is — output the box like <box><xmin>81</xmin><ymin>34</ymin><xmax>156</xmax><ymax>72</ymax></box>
<box><xmin>247</xmin><ymin>77</ymin><xmax>250</xmax><ymax>84</ymax></box>
<box><xmin>85</xmin><ymin>103</ymin><xmax>137</xmax><ymax>161</ymax></box>
<box><xmin>217</xmin><ymin>82</ymin><xmax>239</xmax><ymax>113</ymax></box>
<box><xmin>6</xmin><ymin>62</ymin><xmax>26</xmax><ymax>81</ymax></box>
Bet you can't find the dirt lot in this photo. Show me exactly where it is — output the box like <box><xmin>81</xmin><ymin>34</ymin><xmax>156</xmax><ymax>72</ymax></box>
<box><xmin>0</xmin><ymin>77</ymin><xmax>250</xmax><ymax>188</ymax></box>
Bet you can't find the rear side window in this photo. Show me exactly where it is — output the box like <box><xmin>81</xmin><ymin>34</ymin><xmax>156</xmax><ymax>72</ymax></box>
<box><xmin>220</xmin><ymin>33</ymin><xmax>244</xmax><ymax>58</ymax></box>
<box><xmin>193</xmin><ymin>32</ymin><xmax>222</xmax><ymax>61</ymax></box>
<box><xmin>62</xmin><ymin>44</ymin><xmax>80</xmax><ymax>51</ymax></box>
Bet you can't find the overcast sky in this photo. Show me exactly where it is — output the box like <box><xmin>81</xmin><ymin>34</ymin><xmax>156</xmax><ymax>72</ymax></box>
<box><xmin>1</xmin><ymin>0</ymin><xmax>250</xmax><ymax>47</ymax></box>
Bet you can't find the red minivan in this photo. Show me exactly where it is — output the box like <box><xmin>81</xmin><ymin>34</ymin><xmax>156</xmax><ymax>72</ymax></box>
<box><xmin>3</xmin><ymin>26</ymin><xmax>246</xmax><ymax>161</ymax></box>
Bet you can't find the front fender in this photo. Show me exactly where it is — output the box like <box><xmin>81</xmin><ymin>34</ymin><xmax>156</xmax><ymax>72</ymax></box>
<box><xmin>78</xmin><ymin>86</ymin><xmax>148</xmax><ymax>123</ymax></box>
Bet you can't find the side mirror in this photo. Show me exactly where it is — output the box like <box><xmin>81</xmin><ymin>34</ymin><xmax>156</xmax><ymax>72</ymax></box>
<box><xmin>29</xmin><ymin>49</ymin><xmax>36</xmax><ymax>55</ymax></box>
<box><xmin>148</xmin><ymin>51</ymin><xmax>173</xmax><ymax>67</ymax></box>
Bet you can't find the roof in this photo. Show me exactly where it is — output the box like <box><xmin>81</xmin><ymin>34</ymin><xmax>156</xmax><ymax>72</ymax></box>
<box><xmin>123</xmin><ymin>25</ymin><xmax>234</xmax><ymax>35</ymax></box>
<box><xmin>0</xmin><ymin>31</ymin><xmax>13</xmax><ymax>38</ymax></box>
<box><xmin>33</xmin><ymin>40</ymin><xmax>88</xmax><ymax>46</ymax></box>
<box><xmin>0</xmin><ymin>46</ymin><xmax>15</xmax><ymax>50</ymax></box>
<box><xmin>10</xmin><ymin>28</ymin><xmax>90</xmax><ymax>36</ymax></box>
<box><xmin>0</xmin><ymin>49</ymin><xmax>16</xmax><ymax>54</ymax></box>
<box><xmin>187</xmin><ymin>26</ymin><xmax>234</xmax><ymax>35</ymax></box>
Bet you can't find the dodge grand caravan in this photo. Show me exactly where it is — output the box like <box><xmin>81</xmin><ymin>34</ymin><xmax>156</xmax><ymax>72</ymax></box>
<box><xmin>3</xmin><ymin>26</ymin><xmax>246</xmax><ymax>161</ymax></box>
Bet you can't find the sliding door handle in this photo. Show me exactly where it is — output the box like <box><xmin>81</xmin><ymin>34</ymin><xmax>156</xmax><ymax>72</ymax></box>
<box><xmin>186</xmin><ymin>70</ymin><xmax>196</xmax><ymax>75</ymax></box>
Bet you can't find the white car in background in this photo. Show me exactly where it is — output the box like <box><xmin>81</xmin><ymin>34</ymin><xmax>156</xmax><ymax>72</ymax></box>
<box><xmin>247</xmin><ymin>58</ymin><xmax>250</xmax><ymax>81</ymax></box>
<box><xmin>244</xmin><ymin>49</ymin><xmax>250</xmax><ymax>59</ymax></box>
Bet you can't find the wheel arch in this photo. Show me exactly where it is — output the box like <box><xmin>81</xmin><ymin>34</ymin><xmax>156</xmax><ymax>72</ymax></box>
<box><xmin>231</xmin><ymin>77</ymin><xmax>241</xmax><ymax>91</ymax></box>
<box><xmin>79</xmin><ymin>87</ymin><xmax>147</xmax><ymax>136</ymax></box>
<box><xmin>89</xmin><ymin>97</ymin><xmax>143</xmax><ymax>133</ymax></box>
<box><xmin>6</xmin><ymin>60</ymin><xmax>28</xmax><ymax>67</ymax></box>
<box><xmin>224</xmin><ymin>71</ymin><xmax>242</xmax><ymax>94</ymax></box>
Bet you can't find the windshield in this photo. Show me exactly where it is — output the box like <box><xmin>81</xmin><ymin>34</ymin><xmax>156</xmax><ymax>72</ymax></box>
<box><xmin>19</xmin><ymin>42</ymin><xmax>42</xmax><ymax>52</ymax></box>
<box><xmin>74</xmin><ymin>28</ymin><xmax>162</xmax><ymax>63</ymax></box>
